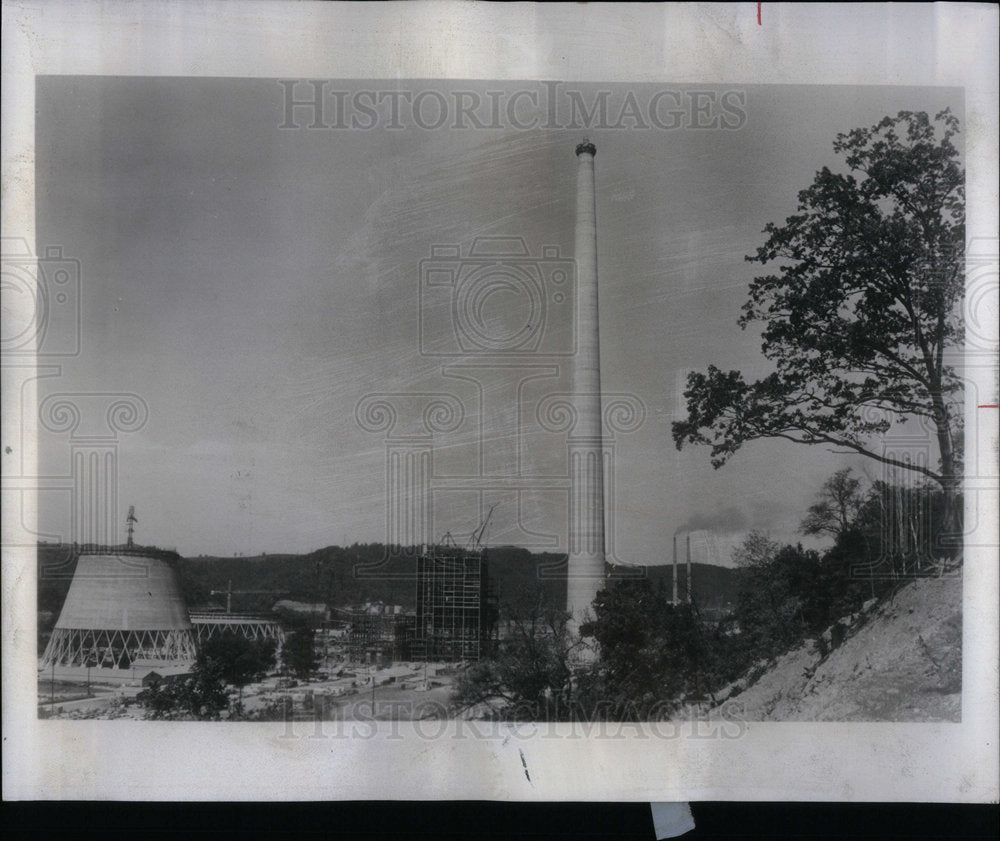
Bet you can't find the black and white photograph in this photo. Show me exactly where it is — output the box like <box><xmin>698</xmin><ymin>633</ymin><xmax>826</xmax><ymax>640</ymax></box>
<box><xmin>2</xmin><ymin>1</ymin><xmax>997</xmax><ymax>804</ymax></box>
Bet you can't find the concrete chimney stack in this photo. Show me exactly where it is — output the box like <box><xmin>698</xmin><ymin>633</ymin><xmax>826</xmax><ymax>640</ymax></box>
<box><xmin>673</xmin><ymin>533</ymin><xmax>679</xmax><ymax>605</ymax></box>
<box><xmin>686</xmin><ymin>533</ymin><xmax>692</xmax><ymax>604</ymax></box>
<box><xmin>566</xmin><ymin>138</ymin><xmax>606</xmax><ymax>630</ymax></box>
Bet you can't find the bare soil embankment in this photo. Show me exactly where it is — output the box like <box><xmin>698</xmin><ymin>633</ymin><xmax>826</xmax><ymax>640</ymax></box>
<box><xmin>712</xmin><ymin>574</ymin><xmax>962</xmax><ymax>721</ymax></box>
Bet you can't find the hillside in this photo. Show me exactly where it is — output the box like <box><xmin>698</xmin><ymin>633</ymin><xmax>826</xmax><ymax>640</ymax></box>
<box><xmin>710</xmin><ymin>573</ymin><xmax>962</xmax><ymax>721</ymax></box>
<box><xmin>36</xmin><ymin>543</ymin><xmax>737</xmax><ymax>633</ymax></box>
<box><xmin>179</xmin><ymin>545</ymin><xmax>570</xmax><ymax>616</ymax></box>
<box><xmin>637</xmin><ymin>562</ymin><xmax>738</xmax><ymax>615</ymax></box>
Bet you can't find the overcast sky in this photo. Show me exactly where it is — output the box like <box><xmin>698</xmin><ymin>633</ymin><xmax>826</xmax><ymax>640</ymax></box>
<box><xmin>34</xmin><ymin>78</ymin><xmax>962</xmax><ymax>563</ymax></box>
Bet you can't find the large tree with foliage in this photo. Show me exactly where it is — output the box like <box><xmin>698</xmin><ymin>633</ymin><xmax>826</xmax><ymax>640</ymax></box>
<box><xmin>799</xmin><ymin>468</ymin><xmax>865</xmax><ymax>540</ymax></box>
<box><xmin>199</xmin><ymin>635</ymin><xmax>276</xmax><ymax>705</ymax></box>
<box><xmin>281</xmin><ymin>628</ymin><xmax>319</xmax><ymax>678</ymax></box>
<box><xmin>731</xmin><ymin>534</ymin><xmax>826</xmax><ymax>653</ymax></box>
<box><xmin>582</xmin><ymin>579</ymin><xmax>717</xmax><ymax>714</ymax></box>
<box><xmin>139</xmin><ymin>659</ymin><xmax>229</xmax><ymax>721</ymax></box>
<box><xmin>139</xmin><ymin>635</ymin><xmax>276</xmax><ymax>719</ymax></box>
<box><xmin>451</xmin><ymin>604</ymin><xmax>577</xmax><ymax>720</ymax></box>
<box><xmin>673</xmin><ymin>110</ymin><xmax>965</xmax><ymax>544</ymax></box>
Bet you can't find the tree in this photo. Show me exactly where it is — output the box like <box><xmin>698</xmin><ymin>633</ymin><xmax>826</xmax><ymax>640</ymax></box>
<box><xmin>673</xmin><ymin>110</ymin><xmax>964</xmax><ymax>547</ymax></box>
<box><xmin>730</xmin><ymin>535</ymin><xmax>825</xmax><ymax>656</ymax></box>
<box><xmin>451</xmin><ymin>603</ymin><xmax>577</xmax><ymax>720</ymax></box>
<box><xmin>139</xmin><ymin>636</ymin><xmax>275</xmax><ymax>719</ymax></box>
<box><xmin>199</xmin><ymin>635</ymin><xmax>276</xmax><ymax>706</ymax></box>
<box><xmin>582</xmin><ymin>579</ymin><xmax>716</xmax><ymax>715</ymax></box>
<box><xmin>281</xmin><ymin>628</ymin><xmax>319</xmax><ymax>678</ymax></box>
<box><xmin>731</xmin><ymin>530</ymin><xmax>780</xmax><ymax>569</ymax></box>
<box><xmin>800</xmin><ymin>468</ymin><xmax>865</xmax><ymax>539</ymax></box>
<box><xmin>139</xmin><ymin>661</ymin><xmax>229</xmax><ymax>720</ymax></box>
<box><xmin>851</xmin><ymin>478</ymin><xmax>951</xmax><ymax>578</ymax></box>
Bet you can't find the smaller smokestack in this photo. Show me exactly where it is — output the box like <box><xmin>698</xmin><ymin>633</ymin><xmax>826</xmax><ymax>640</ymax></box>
<box><xmin>672</xmin><ymin>534</ymin><xmax>678</xmax><ymax>605</ymax></box>
<box><xmin>686</xmin><ymin>534</ymin><xmax>692</xmax><ymax>604</ymax></box>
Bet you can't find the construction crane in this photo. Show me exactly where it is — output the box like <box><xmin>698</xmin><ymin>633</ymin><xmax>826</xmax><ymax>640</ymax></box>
<box><xmin>125</xmin><ymin>505</ymin><xmax>137</xmax><ymax>548</ymax></box>
<box><xmin>432</xmin><ymin>505</ymin><xmax>498</xmax><ymax>554</ymax></box>
<box><xmin>466</xmin><ymin>503</ymin><xmax>497</xmax><ymax>552</ymax></box>
<box><xmin>210</xmin><ymin>579</ymin><xmax>289</xmax><ymax>614</ymax></box>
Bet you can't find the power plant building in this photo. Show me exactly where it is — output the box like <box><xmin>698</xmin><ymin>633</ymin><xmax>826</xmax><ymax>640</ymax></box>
<box><xmin>346</xmin><ymin>609</ymin><xmax>416</xmax><ymax>664</ymax></box>
<box><xmin>411</xmin><ymin>547</ymin><xmax>498</xmax><ymax>662</ymax></box>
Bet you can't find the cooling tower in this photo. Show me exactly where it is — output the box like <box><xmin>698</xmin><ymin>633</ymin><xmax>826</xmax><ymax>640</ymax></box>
<box><xmin>41</xmin><ymin>547</ymin><xmax>197</xmax><ymax>680</ymax></box>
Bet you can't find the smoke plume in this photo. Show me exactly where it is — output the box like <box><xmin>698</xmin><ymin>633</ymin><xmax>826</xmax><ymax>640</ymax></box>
<box><xmin>674</xmin><ymin>506</ymin><xmax>748</xmax><ymax>536</ymax></box>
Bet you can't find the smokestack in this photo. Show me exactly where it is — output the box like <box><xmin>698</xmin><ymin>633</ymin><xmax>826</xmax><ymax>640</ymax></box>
<box><xmin>686</xmin><ymin>533</ymin><xmax>692</xmax><ymax>604</ymax></box>
<box><xmin>566</xmin><ymin>137</ymin><xmax>606</xmax><ymax>631</ymax></box>
<box><xmin>672</xmin><ymin>533</ymin><xmax>679</xmax><ymax>605</ymax></box>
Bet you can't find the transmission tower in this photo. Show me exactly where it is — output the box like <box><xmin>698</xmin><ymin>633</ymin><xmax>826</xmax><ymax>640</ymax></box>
<box><xmin>126</xmin><ymin>505</ymin><xmax>138</xmax><ymax>548</ymax></box>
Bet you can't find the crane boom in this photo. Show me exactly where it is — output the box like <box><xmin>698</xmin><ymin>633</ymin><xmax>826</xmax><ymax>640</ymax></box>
<box><xmin>209</xmin><ymin>579</ymin><xmax>289</xmax><ymax>613</ymax></box>
<box><xmin>468</xmin><ymin>503</ymin><xmax>497</xmax><ymax>552</ymax></box>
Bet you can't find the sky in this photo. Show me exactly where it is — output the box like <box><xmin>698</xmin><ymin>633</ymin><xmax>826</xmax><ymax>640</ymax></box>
<box><xmin>33</xmin><ymin>78</ymin><xmax>963</xmax><ymax>564</ymax></box>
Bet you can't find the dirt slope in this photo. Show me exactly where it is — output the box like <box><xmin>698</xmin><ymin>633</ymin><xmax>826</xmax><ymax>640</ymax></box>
<box><xmin>712</xmin><ymin>574</ymin><xmax>962</xmax><ymax>721</ymax></box>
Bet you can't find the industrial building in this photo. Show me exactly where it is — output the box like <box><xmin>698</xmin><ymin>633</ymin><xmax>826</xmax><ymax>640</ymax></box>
<box><xmin>345</xmin><ymin>608</ymin><xmax>416</xmax><ymax>664</ymax></box>
<box><xmin>187</xmin><ymin>578</ymin><xmax>287</xmax><ymax>644</ymax></box>
<box><xmin>187</xmin><ymin>610</ymin><xmax>285</xmax><ymax>645</ymax></box>
<box><xmin>411</xmin><ymin>546</ymin><xmax>498</xmax><ymax>662</ymax></box>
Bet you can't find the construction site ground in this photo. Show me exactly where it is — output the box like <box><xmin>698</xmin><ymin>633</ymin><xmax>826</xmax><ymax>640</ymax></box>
<box><xmin>39</xmin><ymin>660</ymin><xmax>460</xmax><ymax>720</ymax></box>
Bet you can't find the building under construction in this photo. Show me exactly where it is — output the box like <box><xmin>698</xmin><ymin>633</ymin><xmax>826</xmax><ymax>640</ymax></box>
<box><xmin>344</xmin><ymin>608</ymin><xmax>416</xmax><ymax>664</ymax></box>
<box><xmin>411</xmin><ymin>546</ymin><xmax>498</xmax><ymax>662</ymax></box>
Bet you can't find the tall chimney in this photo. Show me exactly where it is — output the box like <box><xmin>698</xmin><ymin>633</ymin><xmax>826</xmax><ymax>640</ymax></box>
<box><xmin>566</xmin><ymin>138</ymin><xmax>606</xmax><ymax>631</ymax></box>
<box><xmin>672</xmin><ymin>533</ymin><xmax>679</xmax><ymax>605</ymax></box>
<box><xmin>686</xmin><ymin>533</ymin><xmax>692</xmax><ymax>604</ymax></box>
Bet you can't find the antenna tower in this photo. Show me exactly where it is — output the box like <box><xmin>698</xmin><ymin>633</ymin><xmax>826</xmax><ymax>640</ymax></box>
<box><xmin>126</xmin><ymin>505</ymin><xmax>138</xmax><ymax>548</ymax></box>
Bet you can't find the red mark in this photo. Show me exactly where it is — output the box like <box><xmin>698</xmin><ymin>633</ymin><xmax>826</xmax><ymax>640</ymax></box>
<box><xmin>979</xmin><ymin>404</ymin><xmax>999</xmax><ymax>409</ymax></box>
<box><xmin>757</xmin><ymin>3</ymin><xmax>762</xmax><ymax>25</ymax></box>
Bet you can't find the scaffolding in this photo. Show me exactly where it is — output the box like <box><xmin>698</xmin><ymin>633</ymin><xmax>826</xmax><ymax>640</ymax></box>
<box><xmin>346</xmin><ymin>611</ymin><xmax>415</xmax><ymax>663</ymax></box>
<box><xmin>412</xmin><ymin>549</ymin><xmax>498</xmax><ymax>662</ymax></box>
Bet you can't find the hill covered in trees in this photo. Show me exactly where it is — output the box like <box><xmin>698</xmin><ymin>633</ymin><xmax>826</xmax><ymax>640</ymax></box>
<box><xmin>36</xmin><ymin>541</ymin><xmax>738</xmax><ymax>638</ymax></box>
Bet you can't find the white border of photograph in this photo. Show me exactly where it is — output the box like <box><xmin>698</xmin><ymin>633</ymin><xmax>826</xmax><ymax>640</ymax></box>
<box><xmin>2</xmin><ymin>0</ymin><xmax>997</xmax><ymax>802</ymax></box>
